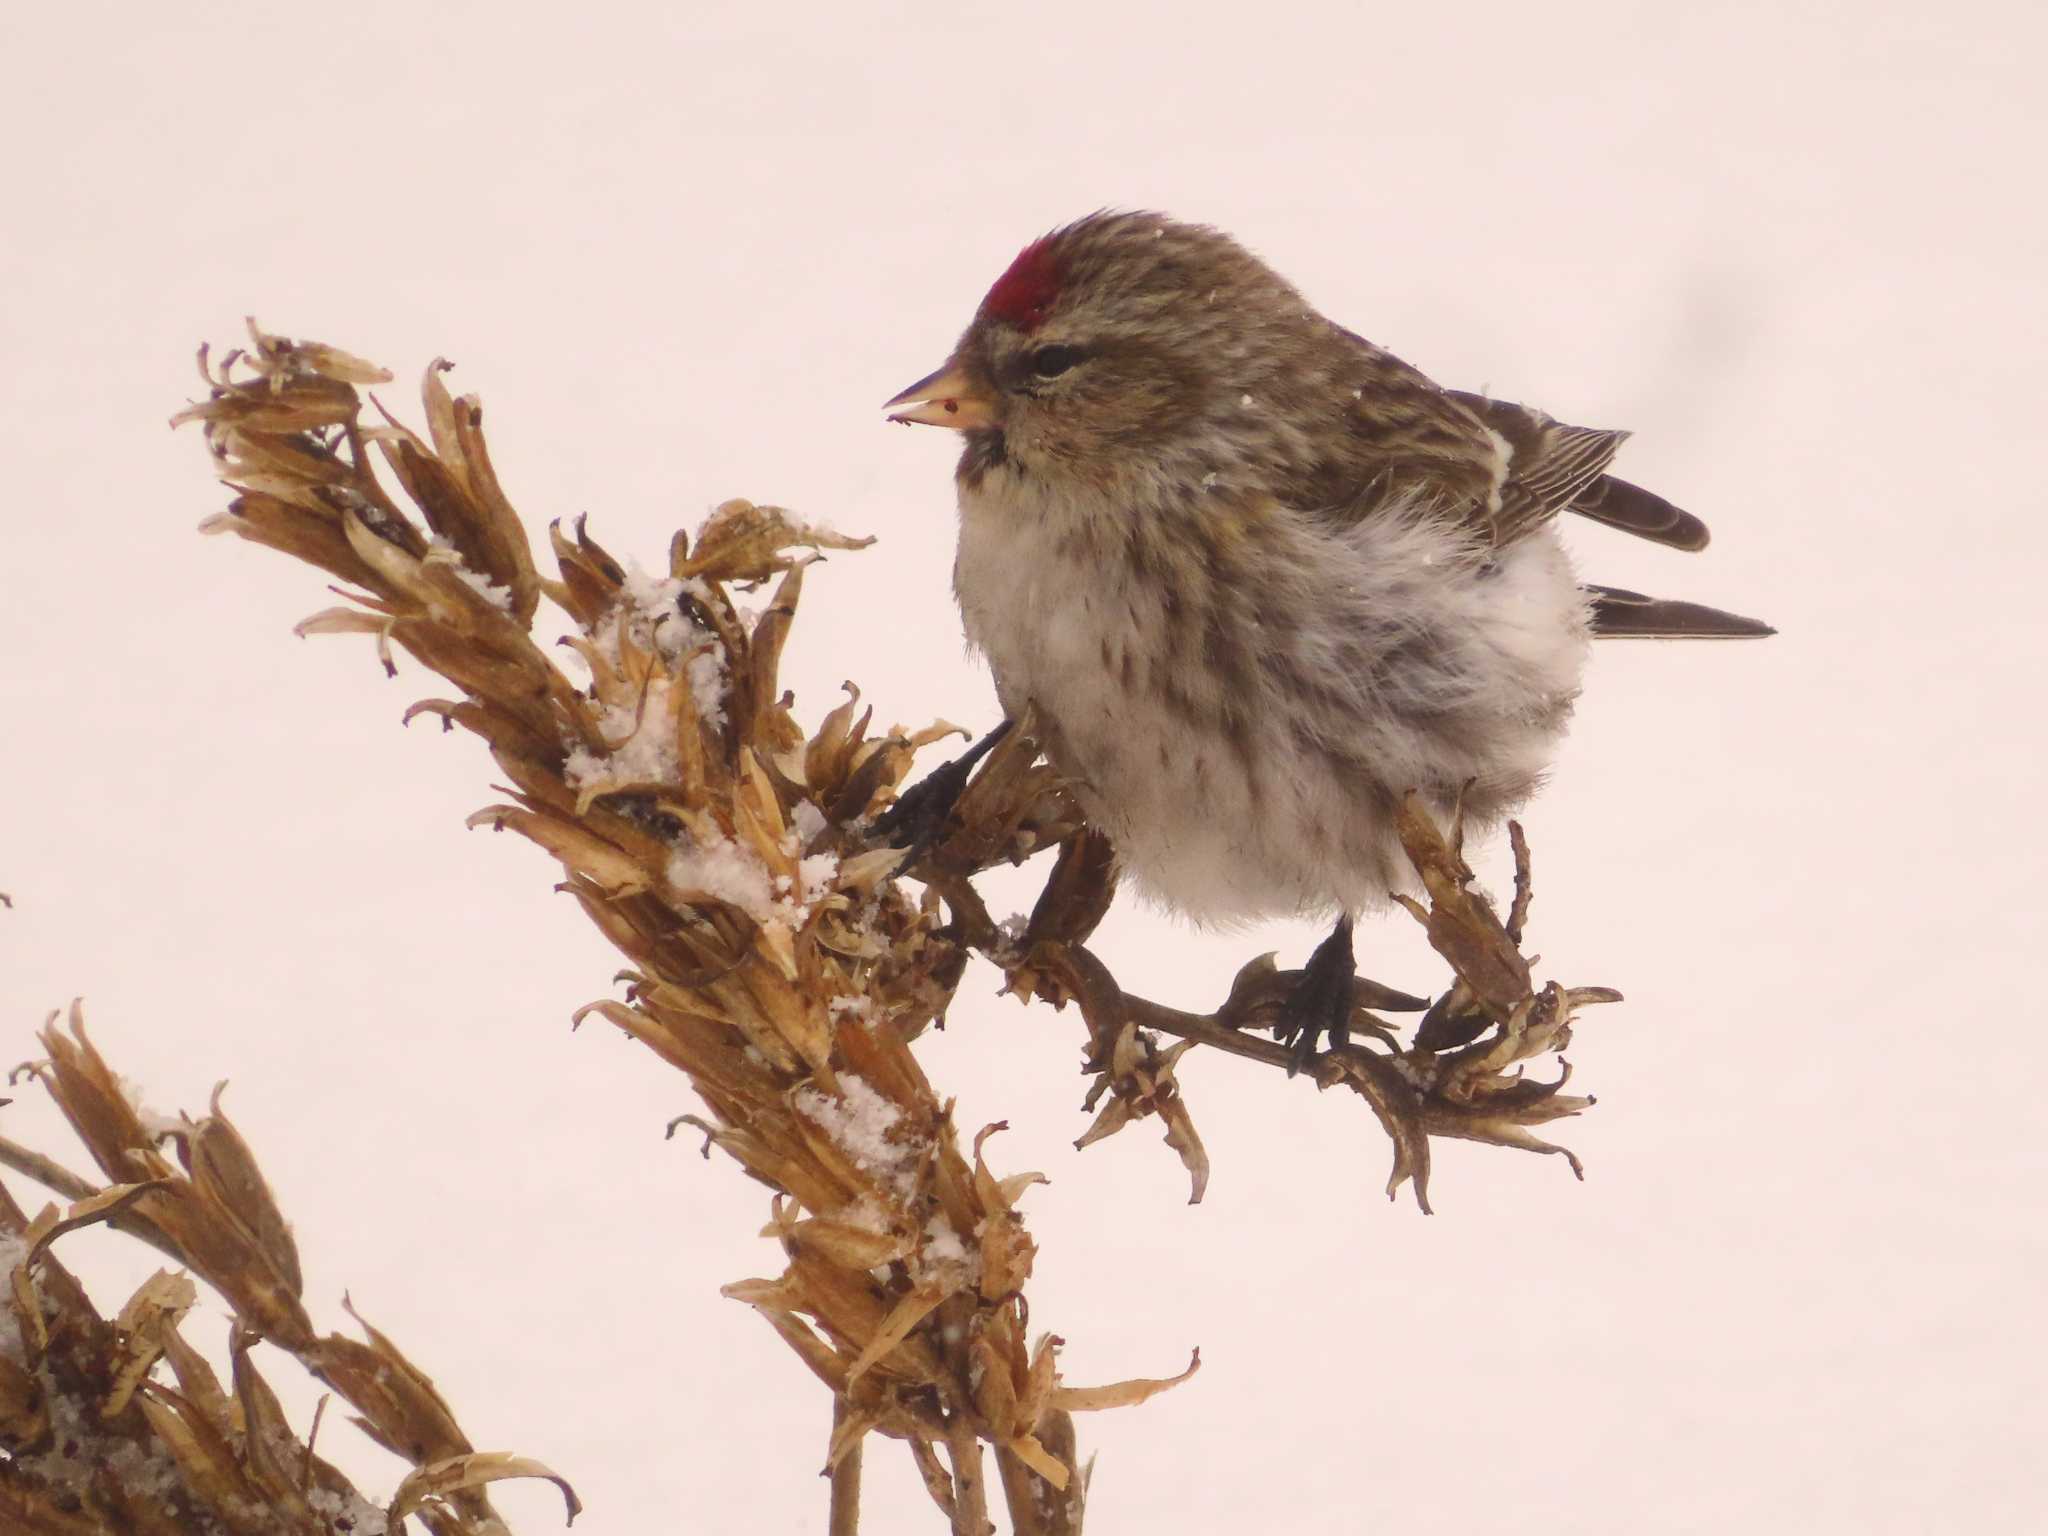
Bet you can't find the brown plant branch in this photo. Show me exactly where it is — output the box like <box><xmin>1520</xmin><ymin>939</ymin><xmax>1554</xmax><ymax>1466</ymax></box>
<box><xmin>175</xmin><ymin>324</ymin><xmax>1201</xmax><ymax>1533</ymax></box>
<box><xmin>169</xmin><ymin>321</ymin><xmax>1619</xmax><ymax>1530</ymax></box>
<box><xmin>916</xmin><ymin>738</ymin><xmax>1617</xmax><ymax>1212</ymax></box>
<box><xmin>828</xmin><ymin>1397</ymin><xmax>863</xmax><ymax>1536</ymax></box>
<box><xmin>0</xmin><ymin>1002</ymin><xmax>577</xmax><ymax>1535</ymax></box>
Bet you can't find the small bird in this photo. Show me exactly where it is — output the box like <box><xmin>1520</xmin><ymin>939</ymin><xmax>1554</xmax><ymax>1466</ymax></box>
<box><xmin>885</xmin><ymin>212</ymin><xmax>1771</xmax><ymax>1071</ymax></box>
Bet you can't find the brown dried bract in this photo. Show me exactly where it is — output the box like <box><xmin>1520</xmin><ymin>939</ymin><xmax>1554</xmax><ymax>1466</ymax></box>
<box><xmin>169</xmin><ymin>325</ymin><xmax>1622</xmax><ymax>1531</ymax></box>
<box><xmin>0</xmin><ymin>1002</ymin><xmax>572</xmax><ymax>1536</ymax></box>
<box><xmin>176</xmin><ymin>328</ymin><xmax>1202</xmax><ymax>1534</ymax></box>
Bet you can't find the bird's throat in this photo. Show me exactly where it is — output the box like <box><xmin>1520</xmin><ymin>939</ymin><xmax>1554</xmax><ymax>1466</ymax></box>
<box><xmin>956</xmin><ymin>428</ymin><xmax>1010</xmax><ymax>489</ymax></box>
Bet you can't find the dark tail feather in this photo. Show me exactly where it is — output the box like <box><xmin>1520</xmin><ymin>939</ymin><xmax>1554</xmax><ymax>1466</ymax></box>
<box><xmin>1570</xmin><ymin>475</ymin><xmax>1712</xmax><ymax>552</ymax></box>
<box><xmin>1586</xmin><ymin>584</ymin><xmax>1776</xmax><ymax>639</ymax></box>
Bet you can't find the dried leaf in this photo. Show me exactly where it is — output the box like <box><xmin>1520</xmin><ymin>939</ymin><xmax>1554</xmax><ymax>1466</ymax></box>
<box><xmin>388</xmin><ymin>1451</ymin><xmax>583</xmax><ymax>1529</ymax></box>
<box><xmin>188</xmin><ymin>1088</ymin><xmax>303</xmax><ymax>1297</ymax></box>
<box><xmin>1049</xmin><ymin>1348</ymin><xmax>1201</xmax><ymax>1413</ymax></box>
<box><xmin>103</xmin><ymin>1269</ymin><xmax>198</xmax><ymax>1418</ymax></box>
<box><xmin>844</xmin><ymin>1279</ymin><xmax>953</xmax><ymax>1387</ymax></box>
<box><xmin>678</xmin><ymin>498</ymin><xmax>873</xmax><ymax>583</ymax></box>
<box><xmin>12</xmin><ymin>1181</ymin><xmax>171</xmax><ymax>1358</ymax></box>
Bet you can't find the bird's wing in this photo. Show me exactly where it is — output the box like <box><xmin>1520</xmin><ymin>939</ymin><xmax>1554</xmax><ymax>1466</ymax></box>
<box><xmin>1312</xmin><ymin>333</ymin><xmax>1718</xmax><ymax>553</ymax></box>
<box><xmin>1299</xmin><ymin>331</ymin><xmax>1518</xmax><ymax>537</ymax></box>
<box><xmin>1566</xmin><ymin>473</ymin><xmax>1711</xmax><ymax>551</ymax></box>
<box><xmin>1446</xmin><ymin>391</ymin><xmax>1713</xmax><ymax>551</ymax></box>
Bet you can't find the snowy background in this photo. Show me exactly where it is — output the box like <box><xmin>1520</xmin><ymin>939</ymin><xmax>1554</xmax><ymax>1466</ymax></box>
<box><xmin>3</xmin><ymin>2</ymin><xmax>2043</xmax><ymax>1531</ymax></box>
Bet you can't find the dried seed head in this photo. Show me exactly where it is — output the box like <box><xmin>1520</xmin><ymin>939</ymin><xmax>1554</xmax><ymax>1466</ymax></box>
<box><xmin>169</xmin><ymin>326</ymin><xmax>1619</xmax><ymax>1527</ymax></box>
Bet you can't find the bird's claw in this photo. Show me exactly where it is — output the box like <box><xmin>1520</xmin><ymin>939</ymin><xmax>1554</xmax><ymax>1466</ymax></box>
<box><xmin>1275</xmin><ymin>915</ymin><xmax>1359</xmax><ymax>1077</ymax></box>
<box><xmin>867</xmin><ymin>719</ymin><xmax>1014</xmax><ymax>872</ymax></box>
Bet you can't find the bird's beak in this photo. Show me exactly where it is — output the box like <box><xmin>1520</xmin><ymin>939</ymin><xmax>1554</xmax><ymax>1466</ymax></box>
<box><xmin>884</xmin><ymin>361</ymin><xmax>996</xmax><ymax>430</ymax></box>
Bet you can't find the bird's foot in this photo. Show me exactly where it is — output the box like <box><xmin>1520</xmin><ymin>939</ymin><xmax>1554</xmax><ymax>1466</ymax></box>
<box><xmin>867</xmin><ymin>719</ymin><xmax>1014</xmax><ymax>871</ymax></box>
<box><xmin>1275</xmin><ymin>915</ymin><xmax>1358</xmax><ymax>1078</ymax></box>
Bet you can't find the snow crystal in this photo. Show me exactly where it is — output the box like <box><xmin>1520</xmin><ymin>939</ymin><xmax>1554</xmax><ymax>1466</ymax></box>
<box><xmin>21</xmin><ymin>1388</ymin><xmax>186</xmax><ymax>1505</ymax></box>
<box><xmin>922</xmin><ymin>1215</ymin><xmax>970</xmax><ymax>1266</ymax></box>
<box><xmin>1388</xmin><ymin>1056</ymin><xmax>1430</xmax><ymax>1090</ymax></box>
<box><xmin>563</xmin><ymin>745</ymin><xmax>609</xmax><ymax>787</ymax></box>
<box><xmin>576</xmin><ymin>676</ymin><xmax>682</xmax><ymax>788</ymax></box>
<box><xmin>838</xmin><ymin>1194</ymin><xmax>892</xmax><ymax>1233</ymax></box>
<box><xmin>686</xmin><ymin>646</ymin><xmax>728</xmax><ymax>727</ymax></box>
<box><xmin>790</xmin><ymin>799</ymin><xmax>829</xmax><ymax>848</ymax></box>
<box><xmin>1200</xmin><ymin>472</ymin><xmax>1220</xmax><ymax>491</ymax></box>
<box><xmin>307</xmin><ymin>1485</ymin><xmax>391</xmax><ymax>1536</ymax></box>
<box><xmin>424</xmin><ymin>537</ymin><xmax>512</xmax><ymax>612</ymax></box>
<box><xmin>620</xmin><ymin>563</ymin><xmax>687</xmax><ymax>647</ymax></box>
<box><xmin>798</xmin><ymin>851</ymin><xmax>839</xmax><ymax>905</ymax></box>
<box><xmin>668</xmin><ymin>834</ymin><xmax>778</xmax><ymax>923</ymax></box>
<box><xmin>667</xmin><ymin>818</ymin><xmax>832</xmax><ymax>928</ymax></box>
<box><xmin>606</xmin><ymin>565</ymin><xmax>735</xmax><ymax>700</ymax></box>
<box><xmin>453</xmin><ymin>565</ymin><xmax>513</xmax><ymax>612</ymax></box>
<box><xmin>560</xmin><ymin>557</ymin><xmax>736</xmax><ymax>787</ymax></box>
<box><xmin>795</xmin><ymin>1073</ymin><xmax>917</xmax><ymax>1191</ymax></box>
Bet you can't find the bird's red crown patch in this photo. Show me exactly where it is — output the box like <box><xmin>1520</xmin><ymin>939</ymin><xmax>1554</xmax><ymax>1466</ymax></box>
<box><xmin>981</xmin><ymin>236</ymin><xmax>1061</xmax><ymax>332</ymax></box>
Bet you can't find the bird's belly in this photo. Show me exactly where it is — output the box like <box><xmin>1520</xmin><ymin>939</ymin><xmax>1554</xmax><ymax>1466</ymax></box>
<box><xmin>955</xmin><ymin>519</ymin><xmax>1403</xmax><ymax>924</ymax></box>
<box><xmin>952</xmin><ymin>491</ymin><xmax>1588</xmax><ymax>926</ymax></box>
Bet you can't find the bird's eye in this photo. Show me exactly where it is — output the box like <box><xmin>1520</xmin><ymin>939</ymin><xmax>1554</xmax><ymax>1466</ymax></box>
<box><xmin>1029</xmin><ymin>345</ymin><xmax>1081</xmax><ymax>378</ymax></box>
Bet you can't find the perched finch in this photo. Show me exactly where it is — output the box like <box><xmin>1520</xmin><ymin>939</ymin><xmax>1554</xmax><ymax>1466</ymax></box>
<box><xmin>885</xmin><ymin>212</ymin><xmax>1771</xmax><ymax>1071</ymax></box>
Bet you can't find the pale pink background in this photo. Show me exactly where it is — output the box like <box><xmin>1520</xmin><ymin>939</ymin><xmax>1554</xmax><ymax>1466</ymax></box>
<box><xmin>3</xmin><ymin>3</ymin><xmax>2041</xmax><ymax>1531</ymax></box>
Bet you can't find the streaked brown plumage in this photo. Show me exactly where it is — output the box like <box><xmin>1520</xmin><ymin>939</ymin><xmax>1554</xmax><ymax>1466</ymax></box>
<box><xmin>886</xmin><ymin>211</ymin><xmax>1772</xmax><ymax>1067</ymax></box>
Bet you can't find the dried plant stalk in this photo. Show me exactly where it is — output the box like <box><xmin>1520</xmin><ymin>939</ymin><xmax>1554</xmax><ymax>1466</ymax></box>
<box><xmin>0</xmin><ymin>1002</ymin><xmax>578</xmax><ymax>1536</ymax></box>
<box><xmin>171</xmin><ymin>322</ymin><xmax>1619</xmax><ymax>1531</ymax></box>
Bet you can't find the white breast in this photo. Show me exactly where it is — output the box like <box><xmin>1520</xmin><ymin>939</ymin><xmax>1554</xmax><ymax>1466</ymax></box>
<box><xmin>952</xmin><ymin>471</ymin><xmax>1590</xmax><ymax>926</ymax></box>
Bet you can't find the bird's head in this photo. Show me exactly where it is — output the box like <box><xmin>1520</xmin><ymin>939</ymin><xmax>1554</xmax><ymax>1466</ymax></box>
<box><xmin>887</xmin><ymin>212</ymin><xmax>1327</xmax><ymax>495</ymax></box>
